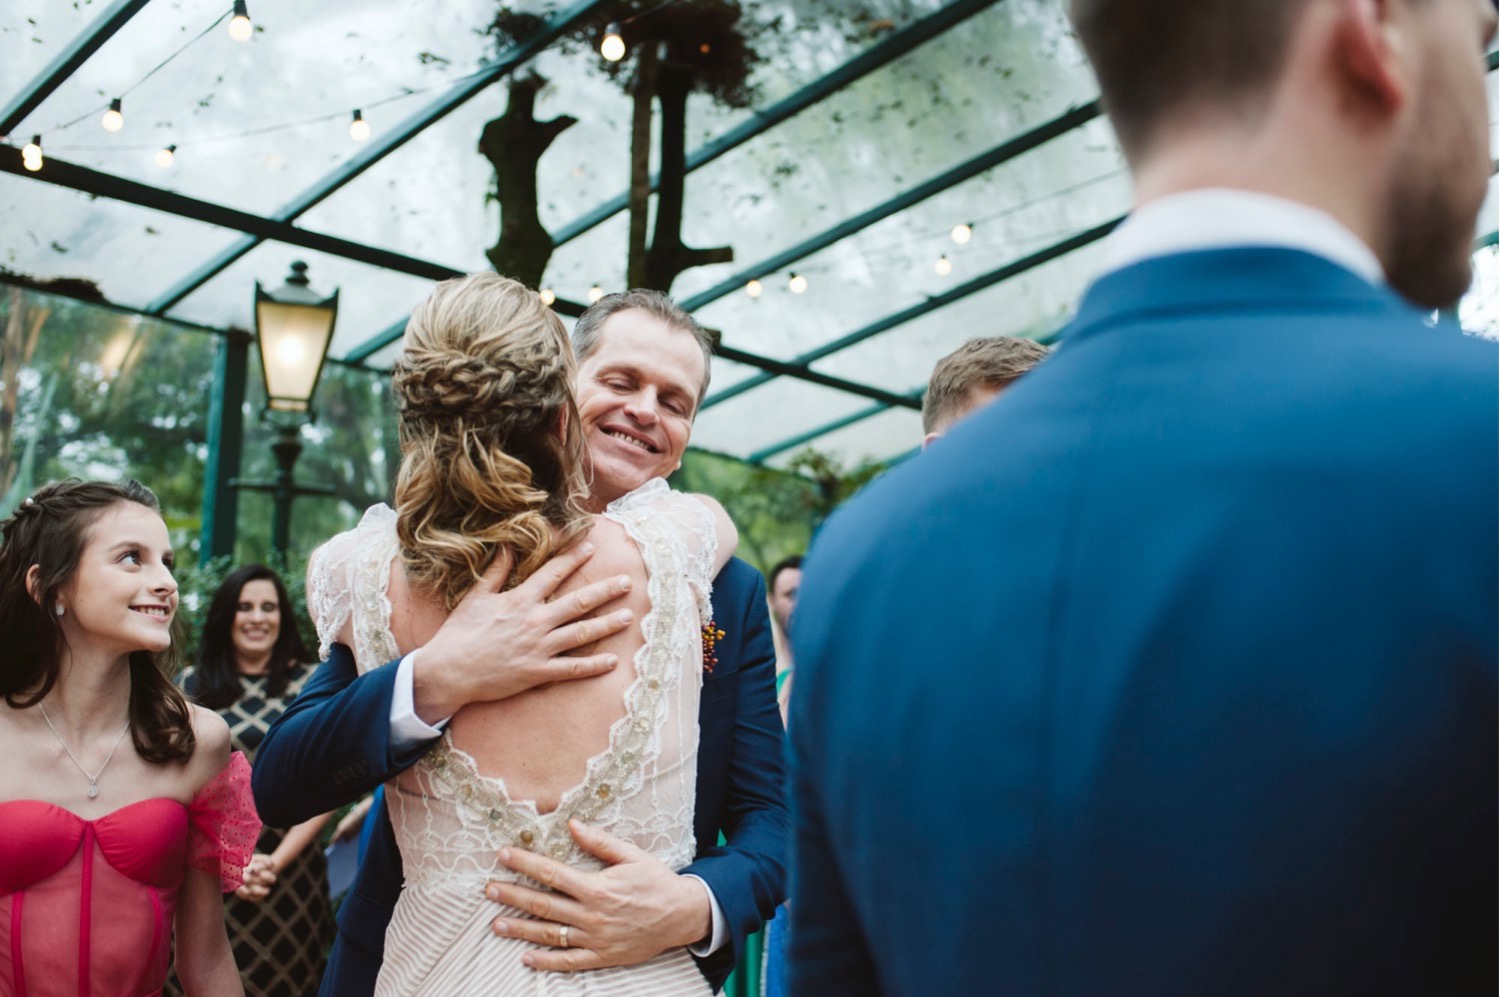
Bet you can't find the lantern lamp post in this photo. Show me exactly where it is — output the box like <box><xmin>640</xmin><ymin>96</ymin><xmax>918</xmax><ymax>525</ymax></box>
<box><xmin>247</xmin><ymin>261</ymin><xmax>338</xmax><ymax>558</ymax></box>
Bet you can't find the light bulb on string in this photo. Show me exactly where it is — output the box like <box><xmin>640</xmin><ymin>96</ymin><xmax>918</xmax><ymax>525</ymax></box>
<box><xmin>228</xmin><ymin>1</ymin><xmax>253</xmax><ymax>42</ymax></box>
<box><xmin>588</xmin><ymin>284</ymin><xmax>605</xmax><ymax>303</ymax></box>
<box><xmin>539</xmin><ymin>288</ymin><xmax>557</xmax><ymax>306</ymax></box>
<box><xmin>745</xmin><ymin>279</ymin><xmax>763</xmax><ymax>299</ymax></box>
<box><xmin>154</xmin><ymin>144</ymin><xmax>176</xmax><ymax>168</ymax></box>
<box><xmin>788</xmin><ymin>273</ymin><xmax>808</xmax><ymax>294</ymax></box>
<box><xmin>951</xmin><ymin>222</ymin><xmax>973</xmax><ymax>245</ymax></box>
<box><xmin>21</xmin><ymin>135</ymin><xmax>43</xmax><ymax>171</ymax></box>
<box><xmin>600</xmin><ymin>24</ymin><xmax>626</xmax><ymax>62</ymax></box>
<box><xmin>934</xmin><ymin>254</ymin><xmax>953</xmax><ymax>276</ymax></box>
<box><xmin>101</xmin><ymin>98</ymin><xmax>124</xmax><ymax>133</ymax></box>
<box><xmin>349</xmin><ymin>110</ymin><xmax>371</xmax><ymax>141</ymax></box>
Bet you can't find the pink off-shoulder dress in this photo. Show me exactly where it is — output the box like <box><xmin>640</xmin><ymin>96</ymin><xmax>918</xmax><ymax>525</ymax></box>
<box><xmin>0</xmin><ymin>752</ymin><xmax>259</xmax><ymax>997</ymax></box>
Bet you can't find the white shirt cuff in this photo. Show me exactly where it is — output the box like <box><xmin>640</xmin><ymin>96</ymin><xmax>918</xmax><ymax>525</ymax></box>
<box><xmin>681</xmin><ymin>874</ymin><xmax>728</xmax><ymax>957</ymax></box>
<box><xmin>389</xmin><ymin>651</ymin><xmax>448</xmax><ymax>749</ymax></box>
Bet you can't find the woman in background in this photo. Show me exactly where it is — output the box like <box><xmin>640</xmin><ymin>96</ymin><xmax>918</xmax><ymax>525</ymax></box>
<box><xmin>0</xmin><ymin>478</ymin><xmax>255</xmax><ymax>996</ymax></box>
<box><xmin>181</xmin><ymin>565</ymin><xmax>334</xmax><ymax>997</ymax></box>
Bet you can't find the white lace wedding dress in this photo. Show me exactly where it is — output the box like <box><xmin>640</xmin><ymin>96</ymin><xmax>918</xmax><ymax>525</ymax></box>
<box><xmin>307</xmin><ymin>479</ymin><xmax>717</xmax><ymax>996</ymax></box>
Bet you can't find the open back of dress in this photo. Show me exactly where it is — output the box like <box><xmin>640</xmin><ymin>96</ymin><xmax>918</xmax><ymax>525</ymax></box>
<box><xmin>306</xmin><ymin>479</ymin><xmax>717</xmax><ymax>996</ymax></box>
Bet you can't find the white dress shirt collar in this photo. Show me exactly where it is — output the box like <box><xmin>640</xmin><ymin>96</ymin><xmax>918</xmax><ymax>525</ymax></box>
<box><xmin>1101</xmin><ymin>188</ymin><xmax>1385</xmax><ymax>285</ymax></box>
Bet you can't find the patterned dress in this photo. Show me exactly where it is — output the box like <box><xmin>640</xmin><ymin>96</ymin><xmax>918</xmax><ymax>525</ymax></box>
<box><xmin>176</xmin><ymin>663</ymin><xmax>336</xmax><ymax>997</ymax></box>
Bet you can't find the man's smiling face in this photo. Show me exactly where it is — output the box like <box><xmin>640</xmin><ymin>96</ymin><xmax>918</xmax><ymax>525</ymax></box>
<box><xmin>575</xmin><ymin>307</ymin><xmax>706</xmax><ymax>507</ymax></box>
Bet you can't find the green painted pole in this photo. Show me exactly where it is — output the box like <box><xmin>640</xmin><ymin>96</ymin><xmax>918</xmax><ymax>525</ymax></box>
<box><xmin>199</xmin><ymin>330</ymin><xmax>249</xmax><ymax>565</ymax></box>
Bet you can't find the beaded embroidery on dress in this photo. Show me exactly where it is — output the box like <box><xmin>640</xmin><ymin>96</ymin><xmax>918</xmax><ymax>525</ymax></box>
<box><xmin>306</xmin><ymin>479</ymin><xmax>717</xmax><ymax>995</ymax></box>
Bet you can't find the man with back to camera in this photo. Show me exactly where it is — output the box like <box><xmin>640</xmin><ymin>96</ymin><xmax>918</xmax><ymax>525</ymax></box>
<box><xmin>789</xmin><ymin>0</ymin><xmax>1497</xmax><ymax>993</ymax></box>
<box><xmin>920</xmin><ymin>335</ymin><xmax>1049</xmax><ymax>448</ymax></box>
<box><xmin>253</xmin><ymin>290</ymin><xmax>787</xmax><ymax>995</ymax></box>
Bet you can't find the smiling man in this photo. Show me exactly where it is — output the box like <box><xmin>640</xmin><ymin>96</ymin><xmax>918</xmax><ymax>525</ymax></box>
<box><xmin>571</xmin><ymin>293</ymin><xmax>707</xmax><ymax>511</ymax></box>
<box><xmin>252</xmin><ymin>288</ymin><xmax>787</xmax><ymax>996</ymax></box>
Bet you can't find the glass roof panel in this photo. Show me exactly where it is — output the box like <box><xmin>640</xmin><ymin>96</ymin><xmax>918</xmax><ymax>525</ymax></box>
<box><xmin>689</xmin><ymin>376</ymin><xmax>897</xmax><ymax>460</ymax></box>
<box><xmin>0</xmin><ymin>178</ymin><xmax>249</xmax><ymax>306</ymax></box>
<box><xmin>671</xmin><ymin>0</ymin><xmax>1095</xmax><ymax>302</ymax></box>
<box><xmin>693</xmin><ymin>116</ymin><xmax>1125</xmax><ymax>365</ymax></box>
<box><xmin>812</xmin><ymin>239</ymin><xmax>1109</xmax><ymax>391</ymax></box>
<box><xmin>168</xmin><ymin>240</ymin><xmax>437</xmax><ymax>355</ymax></box>
<box><xmin>0</xmin><ymin>0</ymin><xmax>521</xmax><ymax>217</ymax></box>
<box><xmin>1</xmin><ymin>0</ymin><xmax>103</xmax><ymax>107</ymax></box>
<box><xmin>765</xmin><ymin>404</ymin><xmax>923</xmax><ymax>469</ymax></box>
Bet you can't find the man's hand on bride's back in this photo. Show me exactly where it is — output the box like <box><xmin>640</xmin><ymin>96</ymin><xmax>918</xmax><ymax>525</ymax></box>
<box><xmin>411</xmin><ymin>542</ymin><xmax>635</xmax><ymax>724</ymax></box>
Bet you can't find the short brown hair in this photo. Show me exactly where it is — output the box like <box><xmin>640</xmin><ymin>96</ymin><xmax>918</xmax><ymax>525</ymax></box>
<box><xmin>1068</xmin><ymin>0</ymin><xmax>1312</xmax><ymax>157</ymax></box>
<box><xmin>921</xmin><ymin>336</ymin><xmax>1048</xmax><ymax>434</ymax></box>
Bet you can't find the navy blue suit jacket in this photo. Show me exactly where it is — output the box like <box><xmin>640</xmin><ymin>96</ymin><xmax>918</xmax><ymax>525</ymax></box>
<box><xmin>253</xmin><ymin>557</ymin><xmax>787</xmax><ymax>995</ymax></box>
<box><xmin>790</xmin><ymin>248</ymin><xmax>1497</xmax><ymax>995</ymax></box>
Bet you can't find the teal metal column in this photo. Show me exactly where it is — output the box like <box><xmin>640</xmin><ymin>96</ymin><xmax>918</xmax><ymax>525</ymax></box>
<box><xmin>199</xmin><ymin>330</ymin><xmax>249</xmax><ymax>565</ymax></box>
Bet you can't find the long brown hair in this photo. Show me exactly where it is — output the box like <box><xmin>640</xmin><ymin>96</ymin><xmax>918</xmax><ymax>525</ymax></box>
<box><xmin>0</xmin><ymin>479</ymin><xmax>196</xmax><ymax>764</ymax></box>
<box><xmin>392</xmin><ymin>273</ymin><xmax>592</xmax><ymax>608</ymax></box>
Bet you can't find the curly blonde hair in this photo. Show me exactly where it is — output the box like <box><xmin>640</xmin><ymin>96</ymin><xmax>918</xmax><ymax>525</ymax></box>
<box><xmin>392</xmin><ymin>273</ymin><xmax>591</xmax><ymax>608</ymax></box>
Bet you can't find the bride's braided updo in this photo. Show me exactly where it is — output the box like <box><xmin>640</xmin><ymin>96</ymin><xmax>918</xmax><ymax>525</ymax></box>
<box><xmin>392</xmin><ymin>273</ymin><xmax>590</xmax><ymax>608</ymax></box>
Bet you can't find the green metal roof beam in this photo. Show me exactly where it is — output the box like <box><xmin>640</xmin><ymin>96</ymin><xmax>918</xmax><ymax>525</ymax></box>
<box><xmin>748</xmin><ymin>399</ymin><xmax>908</xmax><ymax>464</ymax></box>
<box><xmin>702</xmin><ymin>216</ymin><xmax>1123</xmax><ymax>411</ymax></box>
<box><xmin>713</xmin><ymin>343</ymin><xmax>923</xmax><ymax>410</ymax></box>
<box><xmin>341</xmin><ymin>290</ymin><xmax>591</xmax><ymax>364</ymax></box>
<box><xmin>743</xmin><ymin>216</ymin><xmax>1500</xmax><ymax>458</ymax></box>
<box><xmin>550</xmin><ymin>0</ymin><xmax>1003</xmax><ymax>248</ymax></box>
<box><xmin>143</xmin><ymin>0</ymin><xmax>610</xmax><ymax>316</ymax></box>
<box><xmin>347</xmin><ymin>0</ymin><xmax>1006</xmax><ymax>359</ymax></box>
<box><xmin>0</xmin><ymin>146</ymin><xmax>467</xmax><ymax>284</ymax></box>
<box><xmin>346</xmin><ymin>294</ymin><xmax>915</xmax><ymax>407</ymax></box>
<box><xmin>0</xmin><ymin>0</ymin><xmax>152</xmax><ymax>137</ymax></box>
<box><xmin>680</xmin><ymin>100</ymin><xmax>1102</xmax><ymax>314</ymax></box>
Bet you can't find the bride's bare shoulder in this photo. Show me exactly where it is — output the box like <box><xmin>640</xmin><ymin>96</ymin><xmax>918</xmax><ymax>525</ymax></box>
<box><xmin>580</xmin><ymin>515</ymin><xmax>645</xmax><ymax>577</ymax></box>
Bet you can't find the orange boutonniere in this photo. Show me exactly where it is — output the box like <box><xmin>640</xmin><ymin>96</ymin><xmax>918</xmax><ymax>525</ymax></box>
<box><xmin>701</xmin><ymin>620</ymin><xmax>726</xmax><ymax>674</ymax></box>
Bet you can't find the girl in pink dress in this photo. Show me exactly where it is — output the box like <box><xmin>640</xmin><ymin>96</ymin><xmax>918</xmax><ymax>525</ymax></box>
<box><xmin>0</xmin><ymin>479</ymin><xmax>259</xmax><ymax>997</ymax></box>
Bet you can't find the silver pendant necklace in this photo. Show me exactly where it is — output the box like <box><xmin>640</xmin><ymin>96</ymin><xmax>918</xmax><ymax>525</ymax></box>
<box><xmin>38</xmin><ymin>704</ymin><xmax>131</xmax><ymax>799</ymax></box>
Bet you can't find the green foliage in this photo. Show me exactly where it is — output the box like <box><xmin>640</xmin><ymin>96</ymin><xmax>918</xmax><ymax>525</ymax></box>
<box><xmin>233</xmin><ymin>360</ymin><xmax>397</xmax><ymax>565</ymax></box>
<box><xmin>670</xmin><ymin>445</ymin><xmax>886</xmax><ymax>572</ymax></box>
<box><xmin>1</xmin><ymin>283</ymin><xmax>220</xmax><ymax>544</ymax></box>
<box><xmin>0</xmin><ymin>281</ymin><xmax>394</xmax><ymax>570</ymax></box>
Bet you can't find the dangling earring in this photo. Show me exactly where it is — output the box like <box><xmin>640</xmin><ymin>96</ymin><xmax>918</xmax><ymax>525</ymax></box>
<box><xmin>54</xmin><ymin>604</ymin><xmax>64</xmax><ymax>617</ymax></box>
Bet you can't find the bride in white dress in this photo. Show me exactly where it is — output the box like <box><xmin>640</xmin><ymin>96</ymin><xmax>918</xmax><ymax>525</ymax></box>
<box><xmin>305</xmin><ymin>274</ymin><xmax>735</xmax><ymax>996</ymax></box>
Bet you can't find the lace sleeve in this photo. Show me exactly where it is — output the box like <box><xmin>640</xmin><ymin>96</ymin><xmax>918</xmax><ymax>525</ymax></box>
<box><xmin>186</xmin><ymin>751</ymin><xmax>260</xmax><ymax>893</ymax></box>
<box><xmin>605</xmin><ymin>479</ymin><xmax>718</xmax><ymax>620</ymax></box>
<box><xmin>306</xmin><ymin>532</ymin><xmax>354</xmax><ymax>662</ymax></box>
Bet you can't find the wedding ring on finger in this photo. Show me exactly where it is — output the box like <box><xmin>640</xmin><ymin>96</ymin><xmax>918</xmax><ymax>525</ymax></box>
<box><xmin>558</xmin><ymin>925</ymin><xmax>570</xmax><ymax>949</ymax></box>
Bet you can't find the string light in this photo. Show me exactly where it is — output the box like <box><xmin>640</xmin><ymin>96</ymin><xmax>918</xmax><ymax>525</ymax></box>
<box><xmin>588</xmin><ymin>284</ymin><xmax>605</xmax><ymax>303</ymax></box>
<box><xmin>21</xmin><ymin>135</ymin><xmax>43</xmax><ymax>171</ymax></box>
<box><xmin>349</xmin><ymin>109</ymin><xmax>371</xmax><ymax>141</ymax></box>
<box><xmin>745</xmin><ymin>279</ymin><xmax>763</xmax><ymax>299</ymax></box>
<box><xmin>951</xmin><ymin>223</ymin><xmax>973</xmax><ymax>245</ymax></box>
<box><xmin>934</xmin><ymin>254</ymin><xmax>953</xmax><ymax>276</ymax></box>
<box><xmin>539</xmin><ymin>288</ymin><xmax>557</xmax><ymax>306</ymax></box>
<box><xmin>788</xmin><ymin>273</ymin><xmax>808</xmax><ymax>294</ymax></box>
<box><xmin>154</xmin><ymin>144</ymin><xmax>176</xmax><ymax>168</ymax></box>
<box><xmin>101</xmin><ymin>98</ymin><xmax>124</xmax><ymax>133</ymax></box>
<box><xmin>600</xmin><ymin>24</ymin><xmax>626</xmax><ymax>62</ymax></box>
<box><xmin>228</xmin><ymin>1</ymin><xmax>253</xmax><ymax>42</ymax></box>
